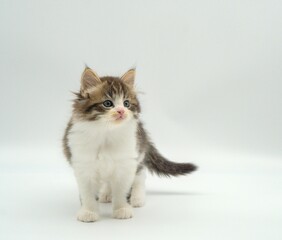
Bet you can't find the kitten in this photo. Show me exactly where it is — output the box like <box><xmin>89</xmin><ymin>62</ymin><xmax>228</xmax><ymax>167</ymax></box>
<box><xmin>63</xmin><ymin>67</ymin><xmax>197</xmax><ymax>222</ymax></box>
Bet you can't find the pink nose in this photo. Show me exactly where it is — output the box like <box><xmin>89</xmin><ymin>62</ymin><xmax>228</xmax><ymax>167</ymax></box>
<box><xmin>116</xmin><ymin>108</ymin><xmax>125</xmax><ymax>115</ymax></box>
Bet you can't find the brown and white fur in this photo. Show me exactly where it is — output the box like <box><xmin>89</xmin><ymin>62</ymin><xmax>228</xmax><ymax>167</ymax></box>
<box><xmin>63</xmin><ymin>67</ymin><xmax>197</xmax><ymax>222</ymax></box>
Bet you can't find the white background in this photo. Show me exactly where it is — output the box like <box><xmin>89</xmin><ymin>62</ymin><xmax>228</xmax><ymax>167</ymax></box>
<box><xmin>0</xmin><ymin>0</ymin><xmax>281</xmax><ymax>240</ymax></box>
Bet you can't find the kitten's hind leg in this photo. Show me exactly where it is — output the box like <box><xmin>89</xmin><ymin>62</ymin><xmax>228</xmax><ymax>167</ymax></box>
<box><xmin>99</xmin><ymin>182</ymin><xmax>112</xmax><ymax>203</ymax></box>
<box><xmin>130</xmin><ymin>168</ymin><xmax>146</xmax><ymax>208</ymax></box>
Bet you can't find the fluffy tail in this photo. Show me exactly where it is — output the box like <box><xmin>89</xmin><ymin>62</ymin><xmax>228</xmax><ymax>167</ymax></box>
<box><xmin>144</xmin><ymin>145</ymin><xmax>197</xmax><ymax>177</ymax></box>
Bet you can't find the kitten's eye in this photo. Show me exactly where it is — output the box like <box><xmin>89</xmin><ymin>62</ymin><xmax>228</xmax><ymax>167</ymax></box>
<box><xmin>123</xmin><ymin>100</ymin><xmax>130</xmax><ymax>108</ymax></box>
<box><xmin>103</xmin><ymin>100</ymin><xmax>114</xmax><ymax>108</ymax></box>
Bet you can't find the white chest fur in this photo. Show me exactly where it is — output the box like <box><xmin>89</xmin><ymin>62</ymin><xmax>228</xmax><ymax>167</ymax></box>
<box><xmin>68</xmin><ymin>119</ymin><xmax>139</xmax><ymax>180</ymax></box>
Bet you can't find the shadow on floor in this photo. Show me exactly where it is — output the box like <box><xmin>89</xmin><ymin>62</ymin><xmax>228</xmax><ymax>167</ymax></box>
<box><xmin>146</xmin><ymin>190</ymin><xmax>207</xmax><ymax>196</ymax></box>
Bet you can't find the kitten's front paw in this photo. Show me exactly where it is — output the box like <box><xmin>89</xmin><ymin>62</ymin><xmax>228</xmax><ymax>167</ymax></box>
<box><xmin>77</xmin><ymin>209</ymin><xmax>99</xmax><ymax>222</ymax></box>
<box><xmin>99</xmin><ymin>194</ymin><xmax>112</xmax><ymax>203</ymax></box>
<box><xmin>113</xmin><ymin>207</ymin><xmax>133</xmax><ymax>219</ymax></box>
<box><xmin>130</xmin><ymin>197</ymin><xmax>145</xmax><ymax>208</ymax></box>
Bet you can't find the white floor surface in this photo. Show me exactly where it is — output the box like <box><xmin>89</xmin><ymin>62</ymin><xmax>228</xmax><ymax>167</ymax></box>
<box><xmin>1</xmin><ymin>147</ymin><xmax>281</xmax><ymax>240</ymax></box>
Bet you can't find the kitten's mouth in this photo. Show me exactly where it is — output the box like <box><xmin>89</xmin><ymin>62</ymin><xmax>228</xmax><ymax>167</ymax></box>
<box><xmin>114</xmin><ymin>115</ymin><xmax>126</xmax><ymax>121</ymax></box>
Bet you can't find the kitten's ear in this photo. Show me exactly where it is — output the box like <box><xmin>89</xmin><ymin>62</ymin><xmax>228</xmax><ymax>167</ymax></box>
<box><xmin>121</xmin><ymin>68</ymin><xmax>135</xmax><ymax>87</ymax></box>
<box><xmin>80</xmin><ymin>66</ymin><xmax>101</xmax><ymax>97</ymax></box>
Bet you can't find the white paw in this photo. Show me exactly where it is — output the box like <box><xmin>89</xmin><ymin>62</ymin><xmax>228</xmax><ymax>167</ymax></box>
<box><xmin>113</xmin><ymin>207</ymin><xmax>133</xmax><ymax>219</ymax></box>
<box><xmin>77</xmin><ymin>209</ymin><xmax>99</xmax><ymax>222</ymax></box>
<box><xmin>130</xmin><ymin>197</ymin><xmax>145</xmax><ymax>208</ymax></box>
<box><xmin>99</xmin><ymin>194</ymin><xmax>112</xmax><ymax>203</ymax></box>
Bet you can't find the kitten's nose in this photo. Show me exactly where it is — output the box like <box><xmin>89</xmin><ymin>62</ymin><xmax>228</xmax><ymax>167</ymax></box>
<box><xmin>116</xmin><ymin>108</ymin><xmax>125</xmax><ymax>115</ymax></box>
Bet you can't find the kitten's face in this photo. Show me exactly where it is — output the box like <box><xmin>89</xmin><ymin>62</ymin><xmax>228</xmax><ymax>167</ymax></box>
<box><xmin>73</xmin><ymin>68</ymin><xmax>140</xmax><ymax>126</ymax></box>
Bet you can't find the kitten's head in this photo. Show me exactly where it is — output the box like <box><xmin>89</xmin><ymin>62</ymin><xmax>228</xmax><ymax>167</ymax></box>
<box><xmin>72</xmin><ymin>67</ymin><xmax>140</xmax><ymax>126</ymax></box>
